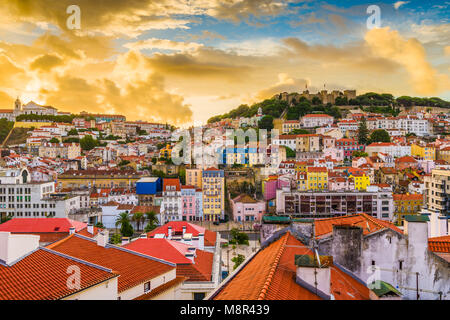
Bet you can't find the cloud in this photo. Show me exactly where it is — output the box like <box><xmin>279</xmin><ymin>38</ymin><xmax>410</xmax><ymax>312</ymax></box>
<box><xmin>364</xmin><ymin>27</ymin><xmax>450</xmax><ymax>95</ymax></box>
<box><xmin>124</xmin><ymin>38</ymin><xmax>203</xmax><ymax>52</ymax></box>
<box><xmin>290</xmin><ymin>12</ymin><xmax>325</xmax><ymax>27</ymax></box>
<box><xmin>393</xmin><ymin>1</ymin><xmax>410</xmax><ymax>10</ymax></box>
<box><xmin>191</xmin><ymin>30</ymin><xmax>226</xmax><ymax>41</ymax></box>
<box><xmin>41</xmin><ymin>73</ymin><xmax>193</xmax><ymax>125</ymax></box>
<box><xmin>30</xmin><ymin>54</ymin><xmax>64</xmax><ymax>72</ymax></box>
<box><xmin>445</xmin><ymin>46</ymin><xmax>450</xmax><ymax>56</ymax></box>
<box><xmin>256</xmin><ymin>73</ymin><xmax>309</xmax><ymax>100</ymax></box>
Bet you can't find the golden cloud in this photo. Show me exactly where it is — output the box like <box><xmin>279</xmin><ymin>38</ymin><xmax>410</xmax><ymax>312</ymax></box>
<box><xmin>30</xmin><ymin>54</ymin><xmax>64</xmax><ymax>72</ymax></box>
<box><xmin>365</xmin><ymin>27</ymin><xmax>450</xmax><ymax>95</ymax></box>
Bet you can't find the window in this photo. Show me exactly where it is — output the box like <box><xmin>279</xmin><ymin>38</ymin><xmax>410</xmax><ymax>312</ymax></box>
<box><xmin>144</xmin><ymin>281</ymin><xmax>151</xmax><ymax>293</ymax></box>
<box><xmin>193</xmin><ymin>292</ymin><xmax>206</xmax><ymax>300</ymax></box>
<box><xmin>399</xmin><ymin>260</ymin><xmax>403</xmax><ymax>270</ymax></box>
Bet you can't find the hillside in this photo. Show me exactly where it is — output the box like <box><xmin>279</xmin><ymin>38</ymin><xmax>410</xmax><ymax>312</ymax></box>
<box><xmin>207</xmin><ymin>92</ymin><xmax>450</xmax><ymax>124</ymax></box>
<box><xmin>3</xmin><ymin>127</ymin><xmax>32</xmax><ymax>147</ymax></box>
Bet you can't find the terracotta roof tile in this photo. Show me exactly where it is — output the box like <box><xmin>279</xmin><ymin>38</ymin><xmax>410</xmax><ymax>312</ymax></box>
<box><xmin>47</xmin><ymin>234</ymin><xmax>175</xmax><ymax>293</ymax></box>
<box><xmin>213</xmin><ymin>232</ymin><xmax>371</xmax><ymax>300</ymax></box>
<box><xmin>428</xmin><ymin>235</ymin><xmax>450</xmax><ymax>253</ymax></box>
<box><xmin>0</xmin><ymin>248</ymin><xmax>118</xmax><ymax>300</ymax></box>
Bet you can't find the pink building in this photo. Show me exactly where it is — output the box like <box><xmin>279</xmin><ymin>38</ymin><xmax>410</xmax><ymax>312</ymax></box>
<box><xmin>181</xmin><ymin>186</ymin><xmax>197</xmax><ymax>222</ymax></box>
<box><xmin>263</xmin><ymin>175</ymin><xmax>290</xmax><ymax>200</ymax></box>
<box><xmin>231</xmin><ymin>194</ymin><xmax>266</xmax><ymax>222</ymax></box>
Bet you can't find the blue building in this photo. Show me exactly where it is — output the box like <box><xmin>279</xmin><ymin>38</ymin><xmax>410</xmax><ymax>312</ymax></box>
<box><xmin>136</xmin><ymin>177</ymin><xmax>162</xmax><ymax>205</ymax></box>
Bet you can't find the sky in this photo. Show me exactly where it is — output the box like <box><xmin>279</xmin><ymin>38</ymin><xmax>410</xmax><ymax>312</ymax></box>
<box><xmin>0</xmin><ymin>0</ymin><xmax>448</xmax><ymax>127</ymax></box>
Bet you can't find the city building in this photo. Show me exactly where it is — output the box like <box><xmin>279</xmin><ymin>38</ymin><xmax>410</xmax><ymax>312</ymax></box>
<box><xmin>301</xmin><ymin>114</ymin><xmax>334</xmax><ymax>128</ymax></box>
<box><xmin>202</xmin><ymin>168</ymin><xmax>225</xmax><ymax>222</ymax></box>
<box><xmin>393</xmin><ymin>194</ymin><xmax>424</xmax><ymax>224</ymax></box>
<box><xmin>276</xmin><ymin>186</ymin><xmax>394</xmax><ymax>221</ymax></box>
<box><xmin>231</xmin><ymin>194</ymin><xmax>265</xmax><ymax>222</ymax></box>
<box><xmin>161</xmin><ymin>178</ymin><xmax>182</xmax><ymax>223</ymax></box>
<box><xmin>424</xmin><ymin>169</ymin><xmax>450</xmax><ymax>216</ymax></box>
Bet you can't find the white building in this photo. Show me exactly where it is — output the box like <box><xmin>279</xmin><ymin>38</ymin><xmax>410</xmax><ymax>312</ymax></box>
<box><xmin>0</xmin><ymin>168</ymin><xmax>80</xmax><ymax>220</ymax></box>
<box><xmin>301</xmin><ymin>114</ymin><xmax>334</xmax><ymax>128</ymax></box>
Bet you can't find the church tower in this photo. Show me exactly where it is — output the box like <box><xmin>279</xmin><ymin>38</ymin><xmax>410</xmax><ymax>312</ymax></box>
<box><xmin>14</xmin><ymin>97</ymin><xmax>22</xmax><ymax>113</ymax></box>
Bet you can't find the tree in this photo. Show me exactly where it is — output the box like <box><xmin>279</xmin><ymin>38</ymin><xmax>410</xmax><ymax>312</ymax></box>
<box><xmin>144</xmin><ymin>211</ymin><xmax>159</xmax><ymax>232</ymax></box>
<box><xmin>115</xmin><ymin>212</ymin><xmax>134</xmax><ymax>237</ymax></box>
<box><xmin>311</xmin><ymin>96</ymin><xmax>321</xmax><ymax>105</ymax></box>
<box><xmin>95</xmin><ymin>222</ymin><xmax>105</xmax><ymax>229</ymax></box>
<box><xmin>132</xmin><ymin>212</ymin><xmax>145</xmax><ymax>231</ymax></box>
<box><xmin>357</xmin><ymin>117</ymin><xmax>369</xmax><ymax>145</ymax></box>
<box><xmin>49</xmin><ymin>137</ymin><xmax>60</xmax><ymax>143</ymax></box>
<box><xmin>289</xmin><ymin>129</ymin><xmax>310</xmax><ymax>134</ymax></box>
<box><xmin>284</xmin><ymin>146</ymin><xmax>296</xmax><ymax>158</ymax></box>
<box><xmin>369</xmin><ymin>129</ymin><xmax>391</xmax><ymax>143</ymax></box>
<box><xmin>258</xmin><ymin>115</ymin><xmax>274</xmax><ymax>130</ymax></box>
<box><xmin>0</xmin><ymin>215</ymin><xmax>12</xmax><ymax>224</ymax></box>
<box><xmin>352</xmin><ymin>151</ymin><xmax>368</xmax><ymax>157</ymax></box>
<box><xmin>110</xmin><ymin>233</ymin><xmax>121</xmax><ymax>244</ymax></box>
<box><xmin>80</xmin><ymin>135</ymin><xmax>99</xmax><ymax>151</ymax></box>
<box><xmin>67</xmin><ymin>128</ymin><xmax>78</xmax><ymax>136</ymax></box>
<box><xmin>231</xmin><ymin>254</ymin><xmax>245</xmax><ymax>270</ymax></box>
<box><xmin>119</xmin><ymin>160</ymin><xmax>130</xmax><ymax>167</ymax></box>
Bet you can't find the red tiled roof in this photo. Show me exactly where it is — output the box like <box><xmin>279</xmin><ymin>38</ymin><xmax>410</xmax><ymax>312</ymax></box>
<box><xmin>428</xmin><ymin>235</ymin><xmax>450</xmax><ymax>253</ymax></box>
<box><xmin>303</xmin><ymin>114</ymin><xmax>333</xmax><ymax>118</ymax></box>
<box><xmin>314</xmin><ymin>213</ymin><xmax>403</xmax><ymax>239</ymax></box>
<box><xmin>213</xmin><ymin>232</ymin><xmax>371</xmax><ymax>300</ymax></box>
<box><xmin>0</xmin><ymin>218</ymin><xmax>87</xmax><ymax>233</ymax></box>
<box><xmin>148</xmin><ymin>222</ymin><xmax>217</xmax><ymax>247</ymax></box>
<box><xmin>163</xmin><ymin>178</ymin><xmax>181</xmax><ymax>191</ymax></box>
<box><xmin>393</xmin><ymin>194</ymin><xmax>423</xmax><ymax>201</ymax></box>
<box><xmin>133</xmin><ymin>276</ymin><xmax>187</xmax><ymax>300</ymax></box>
<box><xmin>0</xmin><ymin>248</ymin><xmax>118</xmax><ymax>300</ymax></box>
<box><xmin>47</xmin><ymin>234</ymin><xmax>175</xmax><ymax>293</ymax></box>
<box><xmin>124</xmin><ymin>238</ymin><xmax>214</xmax><ymax>281</ymax></box>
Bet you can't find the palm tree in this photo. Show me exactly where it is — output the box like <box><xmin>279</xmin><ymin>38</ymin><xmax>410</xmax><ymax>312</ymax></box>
<box><xmin>132</xmin><ymin>212</ymin><xmax>145</xmax><ymax>231</ymax></box>
<box><xmin>144</xmin><ymin>211</ymin><xmax>159</xmax><ymax>232</ymax></box>
<box><xmin>115</xmin><ymin>212</ymin><xmax>131</xmax><ymax>231</ymax></box>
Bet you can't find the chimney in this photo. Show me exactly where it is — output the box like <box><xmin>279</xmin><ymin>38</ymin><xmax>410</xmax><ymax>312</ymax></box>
<box><xmin>121</xmin><ymin>237</ymin><xmax>130</xmax><ymax>246</ymax></box>
<box><xmin>168</xmin><ymin>226</ymin><xmax>172</xmax><ymax>240</ymax></box>
<box><xmin>404</xmin><ymin>215</ymin><xmax>429</xmax><ymax>249</ymax></box>
<box><xmin>97</xmin><ymin>229</ymin><xmax>109</xmax><ymax>247</ymax></box>
<box><xmin>69</xmin><ymin>227</ymin><xmax>76</xmax><ymax>235</ymax></box>
<box><xmin>198</xmin><ymin>233</ymin><xmax>204</xmax><ymax>250</ymax></box>
<box><xmin>185</xmin><ymin>248</ymin><xmax>196</xmax><ymax>263</ymax></box>
<box><xmin>87</xmin><ymin>223</ymin><xmax>94</xmax><ymax>235</ymax></box>
<box><xmin>438</xmin><ymin>215</ymin><xmax>448</xmax><ymax>237</ymax></box>
<box><xmin>295</xmin><ymin>254</ymin><xmax>332</xmax><ymax>299</ymax></box>
<box><xmin>330</xmin><ymin>225</ymin><xmax>363</xmax><ymax>272</ymax></box>
<box><xmin>0</xmin><ymin>232</ymin><xmax>39</xmax><ymax>265</ymax></box>
<box><xmin>182</xmin><ymin>225</ymin><xmax>187</xmax><ymax>236</ymax></box>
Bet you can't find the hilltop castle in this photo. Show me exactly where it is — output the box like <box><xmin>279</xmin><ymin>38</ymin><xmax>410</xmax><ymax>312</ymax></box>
<box><xmin>275</xmin><ymin>86</ymin><xmax>356</xmax><ymax>105</ymax></box>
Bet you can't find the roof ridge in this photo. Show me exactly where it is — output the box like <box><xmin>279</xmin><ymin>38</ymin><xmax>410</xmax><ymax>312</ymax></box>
<box><xmin>257</xmin><ymin>232</ymin><xmax>288</xmax><ymax>300</ymax></box>
<box><xmin>46</xmin><ymin>233</ymin><xmax>75</xmax><ymax>249</ymax></box>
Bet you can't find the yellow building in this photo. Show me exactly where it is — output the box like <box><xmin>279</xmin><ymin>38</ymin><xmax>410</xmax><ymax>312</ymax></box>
<box><xmin>437</xmin><ymin>146</ymin><xmax>450</xmax><ymax>163</ymax></box>
<box><xmin>296</xmin><ymin>171</ymin><xmax>308</xmax><ymax>191</ymax></box>
<box><xmin>14</xmin><ymin>121</ymin><xmax>53</xmax><ymax>129</ymax></box>
<box><xmin>411</xmin><ymin>143</ymin><xmax>435</xmax><ymax>160</ymax></box>
<box><xmin>282</xmin><ymin>120</ymin><xmax>300</xmax><ymax>134</ymax></box>
<box><xmin>349</xmin><ymin>173</ymin><xmax>371</xmax><ymax>190</ymax></box>
<box><xmin>393</xmin><ymin>194</ymin><xmax>424</xmax><ymax>224</ymax></box>
<box><xmin>306</xmin><ymin>167</ymin><xmax>328</xmax><ymax>190</ymax></box>
<box><xmin>273</xmin><ymin>118</ymin><xmax>283</xmax><ymax>133</ymax></box>
<box><xmin>202</xmin><ymin>167</ymin><xmax>225</xmax><ymax>222</ymax></box>
<box><xmin>159</xmin><ymin>144</ymin><xmax>172</xmax><ymax>159</ymax></box>
<box><xmin>296</xmin><ymin>134</ymin><xmax>321</xmax><ymax>152</ymax></box>
<box><xmin>57</xmin><ymin>169</ymin><xmax>141</xmax><ymax>189</ymax></box>
<box><xmin>186</xmin><ymin>168</ymin><xmax>202</xmax><ymax>188</ymax></box>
